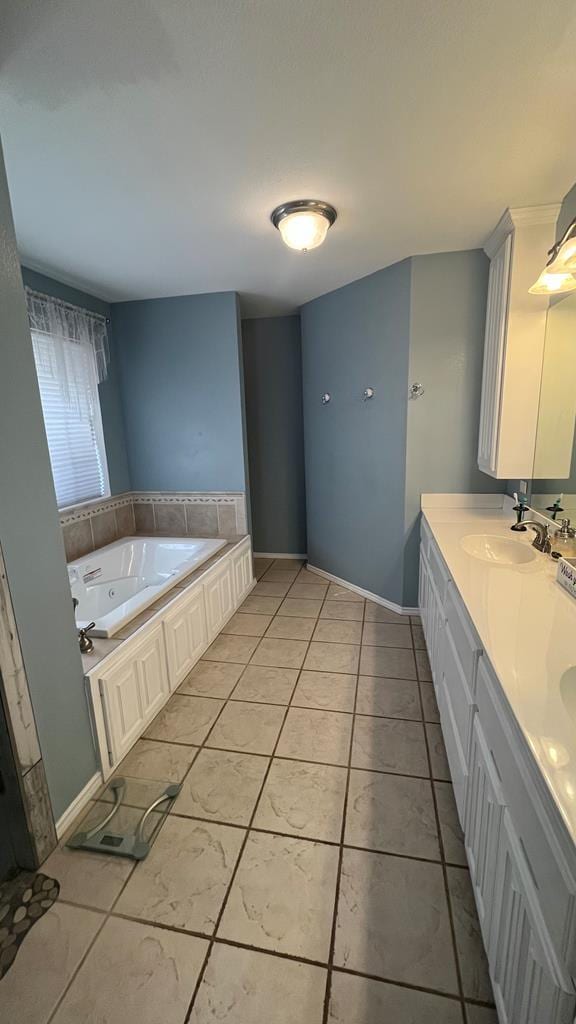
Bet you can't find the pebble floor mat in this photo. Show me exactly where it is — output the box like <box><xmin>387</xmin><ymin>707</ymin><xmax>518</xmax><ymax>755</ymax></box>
<box><xmin>0</xmin><ymin>871</ymin><xmax>60</xmax><ymax>979</ymax></box>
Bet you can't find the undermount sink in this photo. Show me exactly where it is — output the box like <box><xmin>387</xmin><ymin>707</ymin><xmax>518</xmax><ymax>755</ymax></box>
<box><xmin>460</xmin><ymin>534</ymin><xmax>538</xmax><ymax>565</ymax></box>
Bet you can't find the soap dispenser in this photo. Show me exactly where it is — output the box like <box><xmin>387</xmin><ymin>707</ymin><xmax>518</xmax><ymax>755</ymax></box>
<box><xmin>550</xmin><ymin>519</ymin><xmax>576</xmax><ymax>560</ymax></box>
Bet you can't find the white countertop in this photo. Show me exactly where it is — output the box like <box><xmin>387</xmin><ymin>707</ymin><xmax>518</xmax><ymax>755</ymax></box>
<box><xmin>423</xmin><ymin>503</ymin><xmax>576</xmax><ymax>843</ymax></box>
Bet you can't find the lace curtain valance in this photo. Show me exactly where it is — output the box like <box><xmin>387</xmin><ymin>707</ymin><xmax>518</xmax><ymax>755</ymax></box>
<box><xmin>25</xmin><ymin>287</ymin><xmax>109</xmax><ymax>383</ymax></box>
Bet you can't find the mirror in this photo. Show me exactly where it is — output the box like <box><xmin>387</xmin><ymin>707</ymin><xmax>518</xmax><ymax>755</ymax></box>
<box><xmin>530</xmin><ymin>292</ymin><xmax>576</xmax><ymax>515</ymax></box>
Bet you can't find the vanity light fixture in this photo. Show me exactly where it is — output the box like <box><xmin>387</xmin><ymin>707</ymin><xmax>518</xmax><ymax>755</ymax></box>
<box><xmin>529</xmin><ymin>215</ymin><xmax>576</xmax><ymax>294</ymax></box>
<box><xmin>271</xmin><ymin>200</ymin><xmax>337</xmax><ymax>252</ymax></box>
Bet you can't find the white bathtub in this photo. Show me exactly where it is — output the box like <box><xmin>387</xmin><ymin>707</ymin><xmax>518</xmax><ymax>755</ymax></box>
<box><xmin>68</xmin><ymin>536</ymin><xmax>226</xmax><ymax>638</ymax></box>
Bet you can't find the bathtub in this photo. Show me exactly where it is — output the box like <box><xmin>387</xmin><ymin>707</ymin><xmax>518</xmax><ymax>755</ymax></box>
<box><xmin>69</xmin><ymin>536</ymin><xmax>226</xmax><ymax>637</ymax></box>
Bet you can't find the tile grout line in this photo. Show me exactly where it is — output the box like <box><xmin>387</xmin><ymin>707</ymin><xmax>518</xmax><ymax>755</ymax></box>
<box><xmin>321</xmin><ymin>588</ymin><xmax>365</xmax><ymax>1024</ymax></box>
<box><xmin>183</xmin><ymin>572</ymin><xmax>334</xmax><ymax>1022</ymax></box>
<box><xmin>413</xmin><ymin>637</ymin><xmax>469</xmax><ymax>1023</ymax></box>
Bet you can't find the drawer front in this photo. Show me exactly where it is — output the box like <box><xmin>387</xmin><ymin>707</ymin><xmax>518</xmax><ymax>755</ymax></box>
<box><xmin>445</xmin><ymin>583</ymin><xmax>482</xmax><ymax>689</ymax></box>
<box><xmin>442</xmin><ymin>625</ymin><xmax>475</xmax><ymax>763</ymax></box>
<box><xmin>476</xmin><ymin>657</ymin><xmax>576</xmax><ymax>978</ymax></box>
<box><xmin>428</xmin><ymin>536</ymin><xmax>451</xmax><ymax>603</ymax></box>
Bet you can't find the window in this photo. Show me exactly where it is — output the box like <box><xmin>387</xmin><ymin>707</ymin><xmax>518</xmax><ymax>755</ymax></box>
<box><xmin>26</xmin><ymin>289</ymin><xmax>110</xmax><ymax>508</ymax></box>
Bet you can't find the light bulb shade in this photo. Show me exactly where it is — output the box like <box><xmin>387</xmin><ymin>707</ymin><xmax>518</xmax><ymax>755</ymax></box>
<box><xmin>546</xmin><ymin>235</ymin><xmax>576</xmax><ymax>274</ymax></box>
<box><xmin>271</xmin><ymin>200</ymin><xmax>336</xmax><ymax>252</ymax></box>
<box><xmin>528</xmin><ymin>269</ymin><xmax>576</xmax><ymax>295</ymax></box>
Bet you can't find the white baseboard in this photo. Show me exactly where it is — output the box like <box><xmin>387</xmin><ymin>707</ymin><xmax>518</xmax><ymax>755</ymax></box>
<box><xmin>56</xmin><ymin>772</ymin><xmax>102</xmax><ymax>839</ymax></box>
<box><xmin>253</xmin><ymin>552</ymin><xmax>308</xmax><ymax>559</ymax></box>
<box><xmin>306</xmin><ymin>564</ymin><xmax>419</xmax><ymax>616</ymax></box>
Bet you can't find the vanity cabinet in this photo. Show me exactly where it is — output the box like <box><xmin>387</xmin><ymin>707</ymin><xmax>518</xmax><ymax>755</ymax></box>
<box><xmin>419</xmin><ymin>521</ymin><xmax>576</xmax><ymax>1023</ymax></box>
<box><xmin>477</xmin><ymin>205</ymin><xmax>560</xmax><ymax>479</ymax></box>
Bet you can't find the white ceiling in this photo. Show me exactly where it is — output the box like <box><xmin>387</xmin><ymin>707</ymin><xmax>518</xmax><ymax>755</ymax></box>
<box><xmin>1</xmin><ymin>0</ymin><xmax>576</xmax><ymax>316</ymax></box>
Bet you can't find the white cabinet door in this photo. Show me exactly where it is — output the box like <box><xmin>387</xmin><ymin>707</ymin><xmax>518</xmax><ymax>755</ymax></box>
<box><xmin>163</xmin><ymin>587</ymin><xmax>208</xmax><ymax>689</ymax></box>
<box><xmin>465</xmin><ymin>714</ymin><xmax>505</xmax><ymax>946</ymax></box>
<box><xmin>489</xmin><ymin>811</ymin><xmax>575</xmax><ymax>1024</ymax></box>
<box><xmin>98</xmin><ymin>624</ymin><xmax>169</xmax><ymax>767</ymax></box>
<box><xmin>418</xmin><ymin>549</ymin><xmax>445</xmax><ymax>685</ymax></box>
<box><xmin>204</xmin><ymin>561</ymin><xmax>235</xmax><ymax>640</ymax></box>
<box><xmin>478</xmin><ymin>232</ymin><xmax>512</xmax><ymax>476</ymax></box>
<box><xmin>232</xmin><ymin>540</ymin><xmax>253</xmax><ymax>603</ymax></box>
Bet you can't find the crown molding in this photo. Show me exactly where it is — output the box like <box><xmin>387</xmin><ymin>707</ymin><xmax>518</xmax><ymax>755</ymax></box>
<box><xmin>484</xmin><ymin>204</ymin><xmax>561</xmax><ymax>258</ymax></box>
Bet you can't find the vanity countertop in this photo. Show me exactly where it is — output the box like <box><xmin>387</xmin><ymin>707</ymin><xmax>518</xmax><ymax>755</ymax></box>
<box><xmin>423</xmin><ymin>504</ymin><xmax>576</xmax><ymax>843</ymax></box>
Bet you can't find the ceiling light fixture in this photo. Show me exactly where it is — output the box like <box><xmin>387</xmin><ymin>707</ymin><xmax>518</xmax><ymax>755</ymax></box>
<box><xmin>271</xmin><ymin>199</ymin><xmax>337</xmax><ymax>252</ymax></box>
<box><xmin>529</xmin><ymin>216</ymin><xmax>576</xmax><ymax>294</ymax></box>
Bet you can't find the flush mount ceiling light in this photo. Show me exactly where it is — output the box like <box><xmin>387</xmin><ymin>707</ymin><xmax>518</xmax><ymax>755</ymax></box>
<box><xmin>530</xmin><ymin>216</ymin><xmax>576</xmax><ymax>294</ymax></box>
<box><xmin>271</xmin><ymin>199</ymin><xmax>337</xmax><ymax>252</ymax></box>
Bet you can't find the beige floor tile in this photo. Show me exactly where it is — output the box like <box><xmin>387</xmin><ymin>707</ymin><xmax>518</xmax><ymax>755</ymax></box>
<box><xmin>174</xmin><ymin>748</ymin><xmax>269</xmax><ymax>825</ymax></box>
<box><xmin>328</xmin><ymin>971</ymin><xmax>463</xmax><ymax>1024</ymax></box>
<box><xmin>364</xmin><ymin>602</ymin><xmax>407</xmax><ymax>623</ymax></box>
<box><xmin>144</xmin><ymin>694</ymin><xmax>224</xmax><ymax>745</ymax></box>
<box><xmin>231</xmin><ymin>664</ymin><xmax>298</xmax><ymax>704</ymax></box>
<box><xmin>294</xmin><ymin>567</ymin><xmax>321</xmax><ymax>583</ymax></box>
<box><xmin>359</xmin><ymin>644</ymin><xmax>417</xmax><ymax>679</ymax></box>
<box><xmin>411</xmin><ymin>623</ymin><xmax>426</xmax><ymax>649</ymax></box>
<box><xmin>222</xmin><ymin>611</ymin><xmax>273</xmax><ymax>636</ymax></box>
<box><xmin>334</xmin><ymin>848</ymin><xmax>458</xmax><ymax>992</ymax></box>
<box><xmin>304</xmin><ymin>641</ymin><xmax>359</xmax><ymax>674</ymax></box>
<box><xmin>352</xmin><ymin>716</ymin><xmax>428</xmax><ymax>776</ymax></box>
<box><xmin>277</xmin><ymin>707</ymin><xmax>352</xmax><ymax>765</ymax></box>
<box><xmin>261</xmin><ymin>569</ymin><xmax>300</xmax><ymax>584</ymax></box>
<box><xmin>420</xmin><ymin>680</ymin><xmax>440</xmax><ymax>722</ymax></box>
<box><xmin>288</xmin><ymin>582</ymin><xmax>328</xmax><ymax>600</ymax></box>
<box><xmin>253</xmin><ymin>758</ymin><xmax>347</xmax><ymax>841</ymax></box>
<box><xmin>239</xmin><ymin>594</ymin><xmax>283</xmax><ymax>615</ymax></box>
<box><xmin>189</xmin><ymin>943</ymin><xmax>326</xmax><ymax>1024</ymax></box>
<box><xmin>206</xmin><ymin>700</ymin><xmax>285</xmax><ymax>754</ymax></box>
<box><xmin>253</xmin><ymin>558</ymin><xmax>274</xmax><ymax>578</ymax></box>
<box><xmin>218</xmin><ymin>831</ymin><xmax>339</xmax><ymax>959</ymax></box>
<box><xmin>265</xmin><ymin>615</ymin><xmax>315</xmax><ymax>640</ymax></box>
<box><xmin>252</xmin><ymin>581</ymin><xmax>291</xmax><ymax>597</ymax></box>
<box><xmin>52</xmin><ymin>917</ymin><xmax>207</xmax><ymax>1024</ymax></box>
<box><xmin>345</xmin><ymin>769</ymin><xmax>439</xmax><ymax>858</ymax></box>
<box><xmin>448</xmin><ymin>866</ymin><xmax>494</xmax><ymax>1002</ymax></box>
<box><xmin>355</xmin><ymin>676</ymin><xmax>421</xmax><ymax>720</ymax></box>
<box><xmin>435</xmin><ymin>781</ymin><xmax>467</xmax><ymax>865</ymax></box>
<box><xmin>274</xmin><ymin>558</ymin><xmax>306</xmax><ymax>569</ymax></box>
<box><xmin>203</xmin><ymin>634</ymin><xmax>260</xmax><ymax>663</ymax></box>
<box><xmin>416</xmin><ymin>647</ymin><xmax>433</xmax><ymax>681</ymax></box>
<box><xmin>116</xmin><ymin>816</ymin><xmax>244</xmax><ymax>933</ymax></box>
<box><xmin>312</xmin><ymin>619</ymin><xmax>362</xmax><ymax>644</ymax></box>
<box><xmin>411</xmin><ymin>614</ymin><xmax>422</xmax><ymax>624</ymax></box>
<box><xmin>178</xmin><ymin>660</ymin><xmax>244</xmax><ymax>698</ymax></box>
<box><xmin>362</xmin><ymin>621</ymin><xmax>413</xmax><ymax>648</ymax></box>
<box><xmin>292</xmin><ymin>671</ymin><xmax>356</xmax><ymax>712</ymax></box>
<box><xmin>320</xmin><ymin>600</ymin><xmax>364</xmax><ymax>621</ymax></box>
<box><xmin>326</xmin><ymin>584</ymin><xmax>363</xmax><ymax>602</ymax></box>
<box><xmin>250</xmin><ymin>637</ymin><xmax>308</xmax><ymax>669</ymax></box>
<box><xmin>0</xmin><ymin>903</ymin><xmax>102</xmax><ymax>1023</ymax></box>
<box><xmin>465</xmin><ymin>1006</ymin><xmax>498</xmax><ymax>1024</ymax></box>
<box><xmin>117</xmin><ymin>738</ymin><xmax>197</xmax><ymax>783</ymax></box>
<box><xmin>426</xmin><ymin>722</ymin><xmax>451</xmax><ymax>780</ymax></box>
<box><xmin>278</xmin><ymin>596</ymin><xmax>323</xmax><ymax>617</ymax></box>
<box><xmin>42</xmin><ymin>842</ymin><xmax>133</xmax><ymax>911</ymax></box>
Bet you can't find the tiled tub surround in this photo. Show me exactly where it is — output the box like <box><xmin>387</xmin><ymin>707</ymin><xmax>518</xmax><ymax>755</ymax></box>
<box><xmin>420</xmin><ymin>501</ymin><xmax>576</xmax><ymax>1022</ymax></box>
<box><xmin>60</xmin><ymin>492</ymin><xmax>248</xmax><ymax>562</ymax></box>
<box><xmin>0</xmin><ymin>559</ymin><xmax>497</xmax><ymax>1024</ymax></box>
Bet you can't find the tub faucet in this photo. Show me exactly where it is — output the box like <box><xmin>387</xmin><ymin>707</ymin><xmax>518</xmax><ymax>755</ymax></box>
<box><xmin>73</xmin><ymin>597</ymin><xmax>95</xmax><ymax>654</ymax></box>
<box><xmin>522</xmin><ymin>520</ymin><xmax>551</xmax><ymax>554</ymax></box>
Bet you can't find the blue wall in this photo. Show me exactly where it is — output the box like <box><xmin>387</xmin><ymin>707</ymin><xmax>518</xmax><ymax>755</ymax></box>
<box><xmin>21</xmin><ymin>267</ymin><xmax>131</xmax><ymax>496</ymax></box>
<box><xmin>113</xmin><ymin>292</ymin><xmax>248</xmax><ymax>493</ymax></box>
<box><xmin>301</xmin><ymin>261</ymin><xmax>412</xmax><ymax>604</ymax></box>
<box><xmin>242</xmin><ymin>316</ymin><xmax>306</xmax><ymax>554</ymax></box>
<box><xmin>0</xmin><ymin>143</ymin><xmax>97</xmax><ymax>822</ymax></box>
<box><xmin>403</xmin><ymin>251</ymin><xmax>502</xmax><ymax>605</ymax></box>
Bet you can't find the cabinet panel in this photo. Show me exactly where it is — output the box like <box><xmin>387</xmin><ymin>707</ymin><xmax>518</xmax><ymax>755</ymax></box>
<box><xmin>99</xmin><ymin>660</ymin><xmax>144</xmax><ymax>765</ymax></box>
<box><xmin>465</xmin><ymin>715</ymin><xmax>505</xmax><ymax>945</ymax></box>
<box><xmin>137</xmin><ymin>627</ymin><xmax>170</xmax><ymax>722</ymax></box>
<box><xmin>489</xmin><ymin>811</ymin><xmax>575</xmax><ymax>1024</ymax></box>
<box><xmin>232</xmin><ymin>541</ymin><xmax>253</xmax><ymax>603</ymax></box>
<box><xmin>164</xmin><ymin>588</ymin><xmax>208</xmax><ymax>689</ymax></box>
<box><xmin>436</xmin><ymin>675</ymin><xmax>468</xmax><ymax>824</ymax></box>
<box><xmin>419</xmin><ymin>549</ymin><xmax>445</xmax><ymax>685</ymax></box>
<box><xmin>204</xmin><ymin>561</ymin><xmax>235</xmax><ymax>640</ymax></box>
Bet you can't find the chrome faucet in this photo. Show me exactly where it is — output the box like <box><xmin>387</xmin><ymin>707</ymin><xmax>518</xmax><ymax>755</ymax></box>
<box><xmin>521</xmin><ymin>520</ymin><xmax>551</xmax><ymax>554</ymax></box>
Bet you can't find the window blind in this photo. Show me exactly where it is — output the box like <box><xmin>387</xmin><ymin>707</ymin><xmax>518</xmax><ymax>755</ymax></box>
<box><xmin>31</xmin><ymin>331</ymin><xmax>110</xmax><ymax>508</ymax></box>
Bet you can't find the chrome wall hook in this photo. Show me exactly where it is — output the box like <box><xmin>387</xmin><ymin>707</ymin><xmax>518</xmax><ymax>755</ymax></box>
<box><xmin>362</xmin><ymin>387</ymin><xmax>375</xmax><ymax>401</ymax></box>
<box><xmin>409</xmin><ymin>382</ymin><xmax>425</xmax><ymax>400</ymax></box>
<box><xmin>321</xmin><ymin>392</ymin><xmax>331</xmax><ymax>405</ymax></box>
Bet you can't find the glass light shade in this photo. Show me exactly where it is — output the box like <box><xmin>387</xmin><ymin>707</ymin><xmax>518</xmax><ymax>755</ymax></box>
<box><xmin>277</xmin><ymin>210</ymin><xmax>330</xmax><ymax>251</ymax></box>
<box><xmin>529</xmin><ymin>269</ymin><xmax>576</xmax><ymax>295</ymax></box>
<box><xmin>546</xmin><ymin>235</ymin><xmax>576</xmax><ymax>274</ymax></box>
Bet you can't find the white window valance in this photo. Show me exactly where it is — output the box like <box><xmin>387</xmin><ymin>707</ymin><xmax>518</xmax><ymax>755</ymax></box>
<box><xmin>25</xmin><ymin>287</ymin><xmax>109</xmax><ymax>384</ymax></box>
